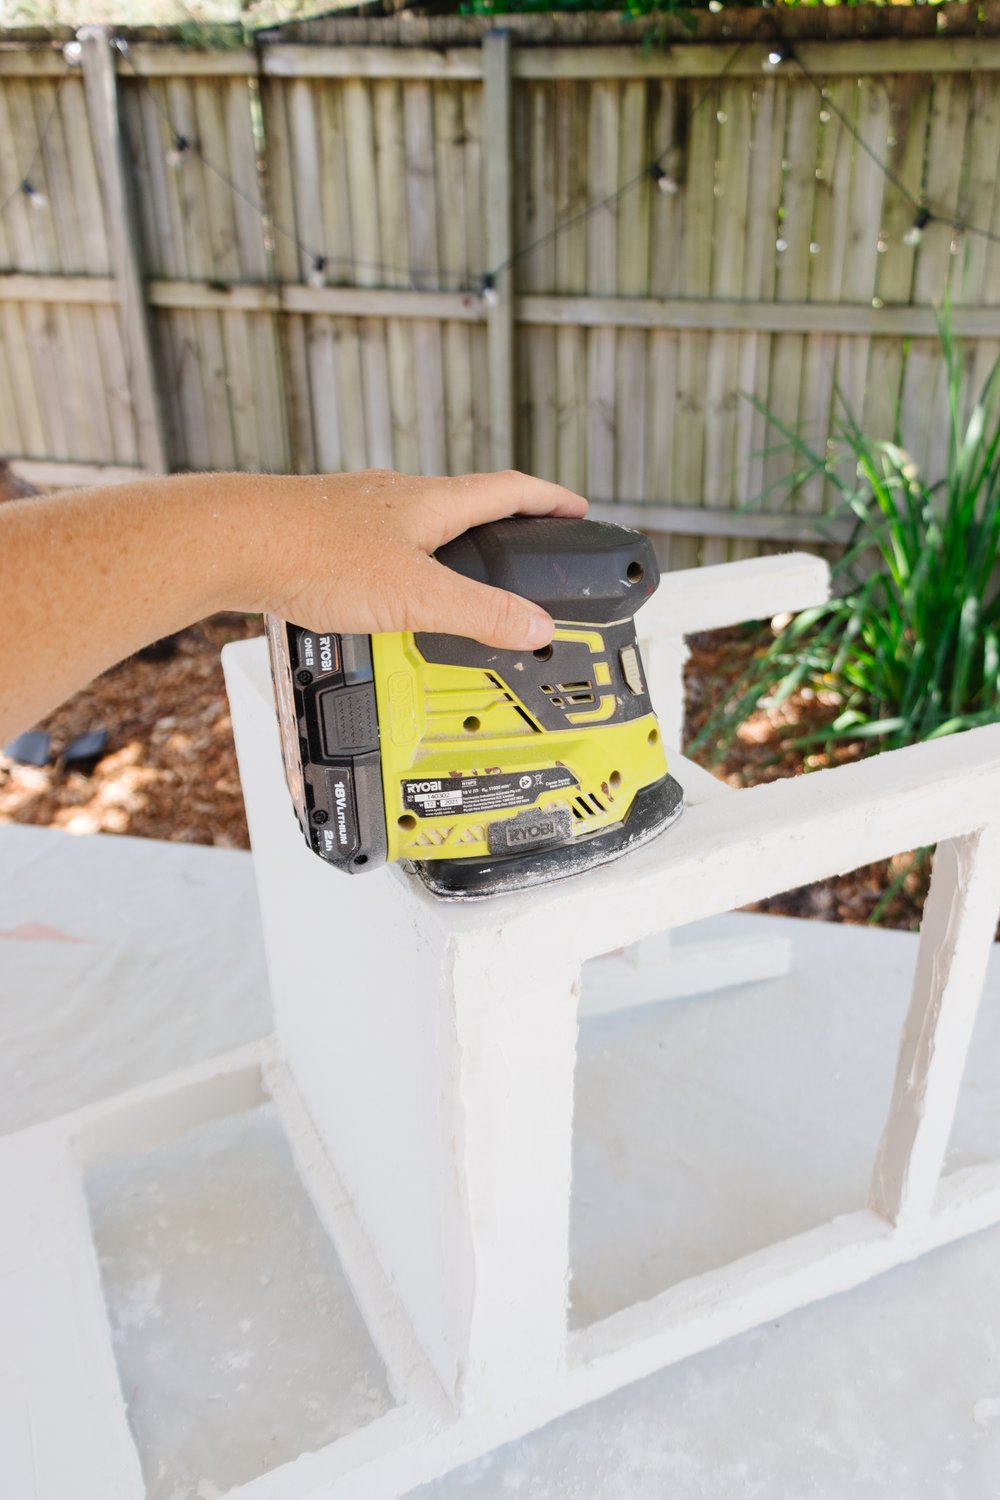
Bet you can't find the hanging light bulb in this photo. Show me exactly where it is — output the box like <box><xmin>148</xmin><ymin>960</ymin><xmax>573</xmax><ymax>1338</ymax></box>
<box><xmin>762</xmin><ymin>44</ymin><xmax>787</xmax><ymax>72</ymax></box>
<box><xmin>165</xmin><ymin>134</ymin><xmax>191</xmax><ymax>170</ymax></box>
<box><xmin>21</xmin><ymin>179</ymin><xmax>47</xmax><ymax>211</ymax></box>
<box><xmin>62</xmin><ymin>39</ymin><xmax>83</xmax><ymax>66</ymax></box>
<box><xmin>903</xmin><ymin>207</ymin><xmax>932</xmax><ymax>248</ymax></box>
<box><xmin>649</xmin><ymin>162</ymin><xmax>679</xmax><ymax>196</ymax></box>
<box><xmin>481</xmin><ymin>274</ymin><xmax>500</xmax><ymax>308</ymax></box>
<box><xmin>307</xmin><ymin>255</ymin><xmax>327</xmax><ymax>289</ymax></box>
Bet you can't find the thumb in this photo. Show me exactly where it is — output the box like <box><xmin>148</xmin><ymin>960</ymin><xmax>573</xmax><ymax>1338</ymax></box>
<box><xmin>412</xmin><ymin>560</ymin><xmax>554</xmax><ymax>651</ymax></box>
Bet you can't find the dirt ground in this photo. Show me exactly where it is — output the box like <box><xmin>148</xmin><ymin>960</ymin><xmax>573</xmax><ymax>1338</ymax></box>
<box><xmin>0</xmin><ymin>614</ymin><xmax>931</xmax><ymax>931</ymax></box>
<box><xmin>0</xmin><ymin>614</ymin><xmax>262</xmax><ymax>849</ymax></box>
<box><xmin>684</xmin><ymin>626</ymin><xmax>932</xmax><ymax>932</ymax></box>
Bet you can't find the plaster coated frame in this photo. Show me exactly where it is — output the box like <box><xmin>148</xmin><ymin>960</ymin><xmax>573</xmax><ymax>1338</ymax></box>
<box><xmin>6</xmin><ymin>552</ymin><xmax>1000</xmax><ymax>1500</ymax></box>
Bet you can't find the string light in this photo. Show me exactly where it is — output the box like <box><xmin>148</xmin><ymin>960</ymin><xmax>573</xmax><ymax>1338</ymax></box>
<box><xmin>116</xmin><ymin>35</ymin><xmax>747</xmax><ymax>292</ymax></box>
<box><xmin>903</xmin><ymin>207</ymin><xmax>932</xmax><ymax>248</ymax></box>
<box><xmin>165</xmin><ymin>134</ymin><xmax>191</xmax><ymax>170</ymax></box>
<box><xmin>650</xmin><ymin>162</ymin><xmax>679</xmax><ymax>196</ymax></box>
<box><xmin>10</xmin><ymin>30</ymin><xmax>995</xmax><ymax>305</ymax></box>
<box><xmin>21</xmin><ymin>179</ymin><xmax>47</xmax><ymax>210</ymax></box>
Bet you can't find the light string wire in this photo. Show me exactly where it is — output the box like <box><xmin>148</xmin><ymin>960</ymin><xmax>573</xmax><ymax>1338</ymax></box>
<box><xmin>784</xmin><ymin>37</ymin><xmax>1000</xmax><ymax>249</ymax></box>
<box><xmin>485</xmin><ymin>39</ymin><xmax>748</xmax><ymax>289</ymax></box>
<box><xmin>119</xmin><ymin>36</ymin><xmax>747</xmax><ymax>292</ymax></box>
<box><xmin>3</xmin><ymin>34</ymin><xmax>1000</xmax><ymax>286</ymax></box>
<box><xmin>0</xmin><ymin>76</ymin><xmax>69</xmax><ymax>216</ymax></box>
<box><xmin>117</xmin><ymin>42</ymin><xmax>447</xmax><ymax>287</ymax></box>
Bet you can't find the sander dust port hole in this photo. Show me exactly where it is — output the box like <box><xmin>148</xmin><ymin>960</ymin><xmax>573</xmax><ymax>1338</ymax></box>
<box><xmin>627</xmin><ymin>561</ymin><xmax>644</xmax><ymax>584</ymax></box>
<box><xmin>463</xmin><ymin>716</ymin><xmax>481</xmax><ymax>733</ymax></box>
<box><xmin>609</xmin><ymin>770</ymin><xmax>622</xmax><ymax>789</ymax></box>
<box><xmin>533</xmin><ymin>645</ymin><xmax>553</xmax><ymax>662</ymax></box>
<box><xmin>397</xmin><ymin>814</ymin><xmax>417</xmax><ymax>831</ymax></box>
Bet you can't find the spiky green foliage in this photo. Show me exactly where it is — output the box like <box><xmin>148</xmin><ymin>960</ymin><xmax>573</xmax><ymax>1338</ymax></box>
<box><xmin>694</xmin><ymin>312</ymin><xmax>1000</xmax><ymax>762</ymax></box>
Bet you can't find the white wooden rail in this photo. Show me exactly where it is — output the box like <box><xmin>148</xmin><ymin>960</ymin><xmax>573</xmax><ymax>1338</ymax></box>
<box><xmin>5</xmin><ymin>551</ymin><xmax>1000</xmax><ymax>1499</ymax></box>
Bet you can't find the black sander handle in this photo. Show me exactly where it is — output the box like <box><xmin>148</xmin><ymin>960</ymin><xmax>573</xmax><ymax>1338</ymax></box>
<box><xmin>434</xmin><ymin>516</ymin><xmax>660</xmax><ymax>625</ymax></box>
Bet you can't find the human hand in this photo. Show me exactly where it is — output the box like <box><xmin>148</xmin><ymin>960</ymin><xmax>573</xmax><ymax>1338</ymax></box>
<box><xmin>247</xmin><ymin>468</ymin><xmax>588</xmax><ymax>650</ymax></box>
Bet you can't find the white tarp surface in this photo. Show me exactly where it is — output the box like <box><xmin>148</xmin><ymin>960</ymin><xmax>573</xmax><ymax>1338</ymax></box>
<box><xmin>0</xmin><ymin>823</ymin><xmax>272</xmax><ymax>1135</ymax></box>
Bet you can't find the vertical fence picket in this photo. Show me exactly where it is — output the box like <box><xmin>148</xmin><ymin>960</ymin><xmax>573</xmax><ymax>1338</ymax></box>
<box><xmin>520</xmin><ymin>81</ymin><xmax>558</xmax><ymax>483</ymax></box>
<box><xmin>61</xmin><ymin>74</ymin><xmax>136</xmax><ymax>466</ymax></box>
<box><xmin>323</xmin><ymin>80</ymin><xmax>369</xmax><ymax>475</ymax></box>
<box><xmin>704</xmin><ymin>75</ymin><xmax>751</xmax><ymax>564</ymax></box>
<box><xmin>434</xmin><ymin>81</ymin><xmax>476</xmax><ymax>475</ymax></box>
<box><xmin>36</xmin><ymin>76</ymin><xmax>114</xmax><ymax>465</ymax></box>
<box><xmin>346</xmin><ymin>78</ymin><xmax>394</xmax><ymax>470</ymax></box>
<box><xmin>828</xmin><ymin>80</ymin><xmax>888</xmax><ymax>502</ymax></box>
<box><xmin>585</xmin><ymin>78</ymin><xmax>618</xmax><ymax>503</ymax></box>
<box><xmin>80</xmin><ymin>28</ymin><xmax>167</xmax><ymax>474</ymax></box>
<box><xmin>644</xmin><ymin>78</ymin><xmax>682</xmax><ymax>565</ymax></box>
<box><xmin>373</xmin><ymin>79</ymin><xmax>419</xmax><ymax>475</ymax></box>
<box><xmin>613</xmin><ymin>78</ymin><xmax>649</xmax><ymax>509</ymax></box>
<box><xmin>671</xmin><ymin>76</ymin><xmax>718</xmax><ymax>569</ymax></box>
<box><xmin>483</xmin><ymin>29</ymin><xmax>515</xmax><ymax>472</ymax></box>
<box><xmin>405</xmin><ymin>78</ymin><xmax>448</xmax><ymax>472</ymax></box>
<box><xmin>796</xmin><ymin>78</ymin><xmax>853</xmax><ymax>521</ymax></box>
<box><xmin>554</xmin><ymin>78</ymin><xmax>588</xmax><ymax>497</ymax></box>
<box><xmin>460</xmin><ymin>80</ymin><xmax>491</xmax><ymax>473</ymax></box>
<box><xmin>766</xmin><ymin>78</ymin><xmax>821</xmax><ymax>525</ymax></box>
<box><xmin>866</xmin><ymin>75</ymin><xmax>931</xmax><ymax>467</ymax></box>
<box><xmin>262</xmin><ymin>74</ymin><xmax>314</xmax><ymax>473</ymax></box>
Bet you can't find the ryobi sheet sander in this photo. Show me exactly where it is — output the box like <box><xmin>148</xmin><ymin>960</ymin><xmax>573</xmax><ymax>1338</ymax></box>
<box><xmin>265</xmin><ymin>515</ymin><xmax>684</xmax><ymax>899</ymax></box>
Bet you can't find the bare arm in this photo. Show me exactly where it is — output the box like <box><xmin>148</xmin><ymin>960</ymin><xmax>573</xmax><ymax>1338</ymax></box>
<box><xmin>0</xmin><ymin>468</ymin><xmax>587</xmax><ymax>742</ymax></box>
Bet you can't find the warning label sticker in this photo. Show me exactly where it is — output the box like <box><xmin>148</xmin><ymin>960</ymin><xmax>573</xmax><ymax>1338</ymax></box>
<box><xmin>401</xmin><ymin>767</ymin><xmax>578</xmax><ymax>818</ymax></box>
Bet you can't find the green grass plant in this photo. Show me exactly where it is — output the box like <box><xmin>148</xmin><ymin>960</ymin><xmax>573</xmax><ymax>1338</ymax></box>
<box><xmin>693</xmin><ymin>311</ymin><xmax>1000</xmax><ymax>762</ymax></box>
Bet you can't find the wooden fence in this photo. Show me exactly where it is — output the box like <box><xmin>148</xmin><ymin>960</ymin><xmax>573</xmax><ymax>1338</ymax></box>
<box><xmin>3</xmin><ymin>11</ymin><xmax>1000</xmax><ymax>563</ymax></box>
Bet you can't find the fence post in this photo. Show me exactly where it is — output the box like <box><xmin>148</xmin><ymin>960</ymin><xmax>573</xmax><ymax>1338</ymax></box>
<box><xmin>79</xmin><ymin>27</ymin><xmax>169</xmax><ymax>476</ymax></box>
<box><xmin>483</xmin><ymin>29</ymin><xmax>515</xmax><ymax>471</ymax></box>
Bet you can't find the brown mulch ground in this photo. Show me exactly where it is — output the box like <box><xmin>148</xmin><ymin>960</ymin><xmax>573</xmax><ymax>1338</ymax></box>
<box><xmin>0</xmin><ymin>614</ymin><xmax>931</xmax><ymax>931</ymax></box>
<box><xmin>0</xmin><ymin>615</ymin><xmax>261</xmax><ymax>850</ymax></box>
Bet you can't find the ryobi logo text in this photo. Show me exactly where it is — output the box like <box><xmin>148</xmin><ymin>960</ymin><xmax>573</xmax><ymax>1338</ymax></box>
<box><xmin>507</xmin><ymin>818</ymin><xmax>557</xmax><ymax>846</ymax></box>
<box><xmin>300</xmin><ymin>634</ymin><xmax>336</xmax><ymax>673</ymax></box>
<box><xmin>410</xmin><ymin>780</ymin><xmax>442</xmax><ymax>793</ymax></box>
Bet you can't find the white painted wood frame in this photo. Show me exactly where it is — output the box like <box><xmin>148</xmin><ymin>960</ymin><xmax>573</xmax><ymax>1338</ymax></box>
<box><xmin>7</xmin><ymin>550</ymin><xmax>1000</xmax><ymax>1499</ymax></box>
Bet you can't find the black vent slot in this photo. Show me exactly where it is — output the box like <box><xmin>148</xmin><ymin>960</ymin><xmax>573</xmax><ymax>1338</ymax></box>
<box><xmin>541</xmin><ymin>679</ymin><xmax>595</xmax><ymax>708</ymax></box>
<box><xmin>485</xmin><ymin>673</ymin><xmax>542</xmax><ymax>732</ymax></box>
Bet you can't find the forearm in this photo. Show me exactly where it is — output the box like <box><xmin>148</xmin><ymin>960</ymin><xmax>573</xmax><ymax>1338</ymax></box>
<box><xmin>1</xmin><ymin>466</ymin><xmax>587</xmax><ymax>744</ymax></box>
<box><xmin>0</xmin><ymin>472</ymin><xmax>260</xmax><ymax>740</ymax></box>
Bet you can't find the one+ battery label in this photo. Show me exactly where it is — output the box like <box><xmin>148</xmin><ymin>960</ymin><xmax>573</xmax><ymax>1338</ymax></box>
<box><xmin>401</xmin><ymin>766</ymin><xmax>578</xmax><ymax>818</ymax></box>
